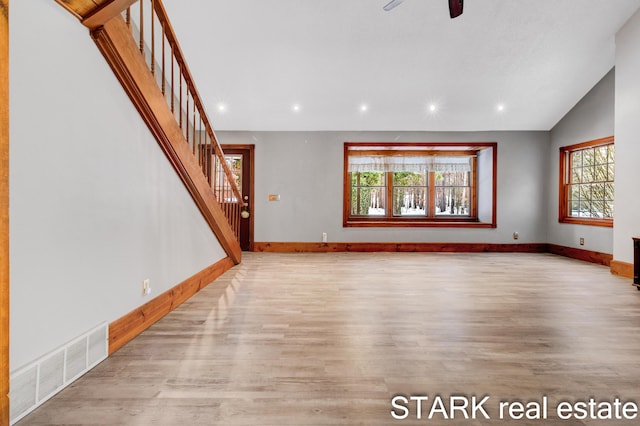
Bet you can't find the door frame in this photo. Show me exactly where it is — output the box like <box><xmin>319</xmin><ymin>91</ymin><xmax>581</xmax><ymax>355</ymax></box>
<box><xmin>221</xmin><ymin>144</ymin><xmax>254</xmax><ymax>251</ymax></box>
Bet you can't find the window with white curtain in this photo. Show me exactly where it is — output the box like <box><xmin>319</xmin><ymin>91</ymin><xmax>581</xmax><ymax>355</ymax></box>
<box><xmin>343</xmin><ymin>142</ymin><xmax>497</xmax><ymax>228</ymax></box>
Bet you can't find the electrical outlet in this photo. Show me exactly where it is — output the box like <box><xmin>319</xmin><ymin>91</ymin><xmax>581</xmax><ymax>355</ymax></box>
<box><xmin>142</xmin><ymin>279</ymin><xmax>151</xmax><ymax>296</ymax></box>
<box><xmin>322</xmin><ymin>232</ymin><xmax>328</xmax><ymax>243</ymax></box>
<box><xmin>513</xmin><ymin>232</ymin><xmax>519</xmax><ymax>240</ymax></box>
<box><xmin>579</xmin><ymin>237</ymin><xmax>585</xmax><ymax>246</ymax></box>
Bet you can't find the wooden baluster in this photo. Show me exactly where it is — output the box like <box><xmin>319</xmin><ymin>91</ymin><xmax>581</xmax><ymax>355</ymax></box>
<box><xmin>216</xmin><ymin>151</ymin><xmax>220</xmax><ymax>191</ymax></box>
<box><xmin>201</xmin><ymin>121</ymin><xmax>204</xmax><ymax>169</ymax></box>
<box><xmin>170</xmin><ymin>48</ymin><xmax>175</xmax><ymax>114</ymax></box>
<box><xmin>161</xmin><ymin>24</ymin><xmax>165</xmax><ymax>95</ymax></box>
<box><xmin>197</xmin><ymin>118</ymin><xmax>202</xmax><ymax>167</ymax></box>
<box><xmin>211</xmin><ymin>147</ymin><xmax>216</xmax><ymax>191</ymax></box>
<box><xmin>215</xmin><ymin>157</ymin><xmax>220</xmax><ymax>200</ymax></box>
<box><xmin>125</xmin><ymin>7</ymin><xmax>131</xmax><ymax>28</ymax></box>
<box><xmin>211</xmin><ymin>155</ymin><xmax>215</xmax><ymax>195</ymax></box>
<box><xmin>179</xmin><ymin>69</ymin><xmax>182</xmax><ymax>129</ymax></box>
<box><xmin>219</xmin><ymin>159</ymin><xmax>224</xmax><ymax>203</ymax></box>
<box><xmin>217</xmin><ymin>160</ymin><xmax>222</xmax><ymax>202</ymax></box>
<box><xmin>207</xmin><ymin>135</ymin><xmax>213</xmax><ymax>185</ymax></box>
<box><xmin>232</xmin><ymin>203</ymin><xmax>237</xmax><ymax>237</ymax></box>
<box><xmin>235</xmin><ymin>204</ymin><xmax>240</xmax><ymax>238</ymax></box>
<box><xmin>216</xmin><ymin>153</ymin><xmax>223</xmax><ymax>203</ymax></box>
<box><xmin>229</xmin><ymin>204</ymin><xmax>238</xmax><ymax>236</ymax></box>
<box><xmin>139</xmin><ymin>0</ymin><xmax>144</xmax><ymax>55</ymax></box>
<box><xmin>185</xmin><ymin>91</ymin><xmax>189</xmax><ymax>144</ymax></box>
<box><xmin>203</xmin><ymin>133</ymin><xmax>208</xmax><ymax>180</ymax></box>
<box><xmin>192</xmin><ymin>98</ymin><xmax>196</xmax><ymax>155</ymax></box>
<box><xmin>150</xmin><ymin>0</ymin><xmax>155</xmax><ymax>75</ymax></box>
<box><xmin>196</xmin><ymin>118</ymin><xmax>200</xmax><ymax>166</ymax></box>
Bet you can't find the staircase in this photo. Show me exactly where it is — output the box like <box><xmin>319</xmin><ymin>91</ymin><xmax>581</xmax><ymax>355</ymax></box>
<box><xmin>56</xmin><ymin>0</ymin><xmax>243</xmax><ymax>264</ymax></box>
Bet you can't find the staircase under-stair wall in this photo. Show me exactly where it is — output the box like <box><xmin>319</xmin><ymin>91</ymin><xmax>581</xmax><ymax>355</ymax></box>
<box><xmin>56</xmin><ymin>0</ymin><xmax>243</xmax><ymax>265</ymax></box>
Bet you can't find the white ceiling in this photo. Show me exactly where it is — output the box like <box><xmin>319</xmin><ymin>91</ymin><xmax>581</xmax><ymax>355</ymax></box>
<box><xmin>162</xmin><ymin>0</ymin><xmax>640</xmax><ymax>132</ymax></box>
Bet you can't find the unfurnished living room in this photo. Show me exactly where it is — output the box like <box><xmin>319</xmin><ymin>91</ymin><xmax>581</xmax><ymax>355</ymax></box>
<box><xmin>4</xmin><ymin>0</ymin><xmax>640</xmax><ymax>425</ymax></box>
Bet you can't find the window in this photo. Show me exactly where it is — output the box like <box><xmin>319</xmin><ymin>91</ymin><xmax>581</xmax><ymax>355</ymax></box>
<box><xmin>344</xmin><ymin>142</ymin><xmax>497</xmax><ymax>228</ymax></box>
<box><xmin>559</xmin><ymin>136</ymin><xmax>614</xmax><ymax>227</ymax></box>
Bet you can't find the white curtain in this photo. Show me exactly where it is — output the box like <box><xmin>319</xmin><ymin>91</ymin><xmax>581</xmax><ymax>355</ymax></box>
<box><xmin>348</xmin><ymin>155</ymin><xmax>472</xmax><ymax>173</ymax></box>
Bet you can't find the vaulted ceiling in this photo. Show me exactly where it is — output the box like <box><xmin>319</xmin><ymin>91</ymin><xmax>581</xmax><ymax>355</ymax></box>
<box><xmin>162</xmin><ymin>0</ymin><xmax>640</xmax><ymax>132</ymax></box>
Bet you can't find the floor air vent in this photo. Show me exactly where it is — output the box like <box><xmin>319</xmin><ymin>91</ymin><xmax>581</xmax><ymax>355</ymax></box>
<box><xmin>10</xmin><ymin>322</ymin><xmax>108</xmax><ymax>424</ymax></box>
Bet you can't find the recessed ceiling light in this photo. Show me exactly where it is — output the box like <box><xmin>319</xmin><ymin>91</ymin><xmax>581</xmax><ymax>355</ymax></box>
<box><xmin>292</xmin><ymin>104</ymin><xmax>301</xmax><ymax>112</ymax></box>
<box><xmin>217</xmin><ymin>103</ymin><xmax>227</xmax><ymax>113</ymax></box>
<box><xmin>360</xmin><ymin>104</ymin><xmax>369</xmax><ymax>112</ymax></box>
<box><xmin>429</xmin><ymin>104</ymin><xmax>437</xmax><ymax>112</ymax></box>
<box><xmin>497</xmin><ymin>104</ymin><xmax>505</xmax><ymax>112</ymax></box>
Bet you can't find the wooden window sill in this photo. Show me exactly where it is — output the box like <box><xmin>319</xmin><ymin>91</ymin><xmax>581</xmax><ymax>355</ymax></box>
<box><xmin>344</xmin><ymin>219</ymin><xmax>496</xmax><ymax>228</ymax></box>
<box><xmin>559</xmin><ymin>217</ymin><xmax>613</xmax><ymax>228</ymax></box>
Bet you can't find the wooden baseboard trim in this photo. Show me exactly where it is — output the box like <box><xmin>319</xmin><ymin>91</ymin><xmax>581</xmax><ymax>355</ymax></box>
<box><xmin>611</xmin><ymin>260</ymin><xmax>634</xmax><ymax>279</ymax></box>
<box><xmin>108</xmin><ymin>257</ymin><xmax>234</xmax><ymax>355</ymax></box>
<box><xmin>255</xmin><ymin>242</ymin><xmax>619</xmax><ymax>268</ymax></box>
<box><xmin>254</xmin><ymin>242</ymin><xmax>548</xmax><ymax>253</ymax></box>
<box><xmin>547</xmin><ymin>244</ymin><xmax>613</xmax><ymax>267</ymax></box>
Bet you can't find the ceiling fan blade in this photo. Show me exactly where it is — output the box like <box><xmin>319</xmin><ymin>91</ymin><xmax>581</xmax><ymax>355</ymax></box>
<box><xmin>383</xmin><ymin>0</ymin><xmax>405</xmax><ymax>12</ymax></box>
<box><xmin>449</xmin><ymin>0</ymin><xmax>463</xmax><ymax>18</ymax></box>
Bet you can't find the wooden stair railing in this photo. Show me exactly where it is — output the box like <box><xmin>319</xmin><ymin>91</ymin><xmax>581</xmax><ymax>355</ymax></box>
<box><xmin>55</xmin><ymin>0</ymin><xmax>242</xmax><ymax>264</ymax></box>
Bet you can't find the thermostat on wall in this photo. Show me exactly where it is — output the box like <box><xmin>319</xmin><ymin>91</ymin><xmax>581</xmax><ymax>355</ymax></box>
<box><xmin>268</xmin><ymin>194</ymin><xmax>281</xmax><ymax>201</ymax></box>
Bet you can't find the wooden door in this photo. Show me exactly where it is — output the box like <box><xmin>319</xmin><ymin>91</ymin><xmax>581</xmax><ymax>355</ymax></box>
<box><xmin>221</xmin><ymin>145</ymin><xmax>254</xmax><ymax>251</ymax></box>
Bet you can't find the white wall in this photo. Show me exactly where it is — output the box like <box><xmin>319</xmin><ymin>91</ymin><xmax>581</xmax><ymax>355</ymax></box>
<box><xmin>547</xmin><ymin>69</ymin><xmax>615</xmax><ymax>254</ymax></box>
<box><xmin>614</xmin><ymin>9</ymin><xmax>640</xmax><ymax>264</ymax></box>
<box><xmin>218</xmin><ymin>131</ymin><xmax>549</xmax><ymax>244</ymax></box>
<box><xmin>9</xmin><ymin>0</ymin><xmax>226</xmax><ymax>368</ymax></box>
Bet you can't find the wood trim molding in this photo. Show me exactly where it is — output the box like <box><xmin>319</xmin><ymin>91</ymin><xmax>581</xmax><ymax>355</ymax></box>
<box><xmin>611</xmin><ymin>260</ymin><xmax>634</xmax><ymax>279</ymax></box>
<box><xmin>91</xmin><ymin>17</ymin><xmax>241</xmax><ymax>264</ymax></box>
<box><xmin>547</xmin><ymin>244</ymin><xmax>613</xmax><ymax>266</ymax></box>
<box><xmin>343</xmin><ymin>142</ymin><xmax>497</xmax><ymax>228</ymax></box>
<box><xmin>254</xmin><ymin>242</ymin><xmax>548</xmax><ymax>253</ymax></box>
<box><xmin>255</xmin><ymin>242</ymin><xmax>620</xmax><ymax>270</ymax></box>
<box><xmin>560</xmin><ymin>135</ymin><xmax>615</xmax><ymax>152</ymax></box>
<box><xmin>490</xmin><ymin>144</ymin><xmax>498</xmax><ymax>227</ymax></box>
<box><xmin>344</xmin><ymin>220</ymin><xmax>496</xmax><ymax>228</ymax></box>
<box><xmin>558</xmin><ymin>136</ymin><xmax>614</xmax><ymax>227</ymax></box>
<box><xmin>109</xmin><ymin>257</ymin><xmax>234</xmax><ymax>355</ymax></box>
<box><xmin>558</xmin><ymin>216</ymin><xmax>614</xmax><ymax>228</ymax></box>
<box><xmin>1</xmin><ymin>0</ymin><xmax>9</xmax><ymax>423</ymax></box>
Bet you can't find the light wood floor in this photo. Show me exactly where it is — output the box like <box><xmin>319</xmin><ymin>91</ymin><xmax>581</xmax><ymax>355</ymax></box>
<box><xmin>17</xmin><ymin>252</ymin><xmax>640</xmax><ymax>425</ymax></box>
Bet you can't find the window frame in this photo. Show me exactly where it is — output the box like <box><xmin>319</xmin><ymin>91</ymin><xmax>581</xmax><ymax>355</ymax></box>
<box><xmin>558</xmin><ymin>136</ymin><xmax>614</xmax><ymax>228</ymax></box>
<box><xmin>343</xmin><ymin>142</ymin><xmax>497</xmax><ymax>228</ymax></box>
